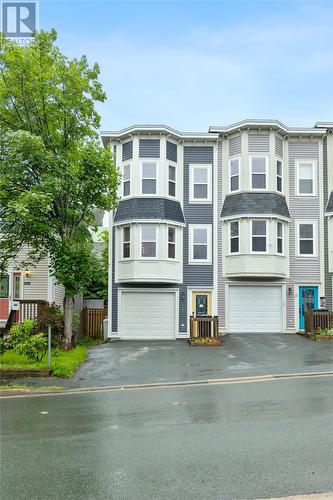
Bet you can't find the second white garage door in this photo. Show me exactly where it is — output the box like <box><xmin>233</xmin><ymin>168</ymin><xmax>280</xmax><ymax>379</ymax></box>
<box><xmin>120</xmin><ymin>291</ymin><xmax>176</xmax><ymax>339</ymax></box>
<box><xmin>229</xmin><ymin>285</ymin><xmax>283</xmax><ymax>333</ymax></box>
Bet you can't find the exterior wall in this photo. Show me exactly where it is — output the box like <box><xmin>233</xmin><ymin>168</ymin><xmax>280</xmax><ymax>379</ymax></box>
<box><xmin>7</xmin><ymin>251</ymin><xmax>49</xmax><ymax>302</ymax></box>
<box><xmin>324</xmin><ymin>135</ymin><xmax>333</xmax><ymax>309</ymax></box>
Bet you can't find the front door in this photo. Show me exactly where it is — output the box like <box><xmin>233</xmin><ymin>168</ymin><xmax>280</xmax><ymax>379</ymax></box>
<box><xmin>192</xmin><ymin>292</ymin><xmax>212</xmax><ymax>317</ymax></box>
<box><xmin>299</xmin><ymin>286</ymin><xmax>318</xmax><ymax>330</ymax></box>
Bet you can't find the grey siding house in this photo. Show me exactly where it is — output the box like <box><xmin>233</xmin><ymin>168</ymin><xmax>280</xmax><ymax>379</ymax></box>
<box><xmin>101</xmin><ymin>120</ymin><xmax>333</xmax><ymax>339</ymax></box>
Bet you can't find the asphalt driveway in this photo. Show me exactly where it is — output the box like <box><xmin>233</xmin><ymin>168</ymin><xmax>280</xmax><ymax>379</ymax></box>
<box><xmin>5</xmin><ymin>333</ymin><xmax>333</xmax><ymax>389</ymax></box>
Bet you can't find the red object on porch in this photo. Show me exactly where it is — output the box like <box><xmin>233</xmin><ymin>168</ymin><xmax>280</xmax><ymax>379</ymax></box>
<box><xmin>0</xmin><ymin>299</ymin><xmax>9</xmax><ymax>320</ymax></box>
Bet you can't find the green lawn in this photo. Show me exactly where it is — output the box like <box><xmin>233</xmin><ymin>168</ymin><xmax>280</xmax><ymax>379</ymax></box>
<box><xmin>0</xmin><ymin>345</ymin><xmax>89</xmax><ymax>377</ymax></box>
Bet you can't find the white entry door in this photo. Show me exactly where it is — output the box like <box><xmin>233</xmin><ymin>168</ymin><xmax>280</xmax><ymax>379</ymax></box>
<box><xmin>120</xmin><ymin>290</ymin><xmax>176</xmax><ymax>339</ymax></box>
<box><xmin>229</xmin><ymin>285</ymin><xmax>283</xmax><ymax>333</ymax></box>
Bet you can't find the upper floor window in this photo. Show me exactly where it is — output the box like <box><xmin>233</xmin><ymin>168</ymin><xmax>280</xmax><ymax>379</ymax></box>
<box><xmin>0</xmin><ymin>275</ymin><xmax>9</xmax><ymax>298</ymax></box>
<box><xmin>230</xmin><ymin>158</ymin><xmax>240</xmax><ymax>192</ymax></box>
<box><xmin>298</xmin><ymin>222</ymin><xmax>315</xmax><ymax>256</ymax></box>
<box><xmin>142</xmin><ymin>162</ymin><xmax>157</xmax><ymax>194</ymax></box>
<box><xmin>252</xmin><ymin>220</ymin><xmax>267</xmax><ymax>252</ymax></box>
<box><xmin>276</xmin><ymin>160</ymin><xmax>283</xmax><ymax>192</ymax></box>
<box><xmin>189</xmin><ymin>164</ymin><xmax>212</xmax><ymax>203</ymax></box>
<box><xmin>230</xmin><ymin>221</ymin><xmax>239</xmax><ymax>253</ymax></box>
<box><xmin>123</xmin><ymin>164</ymin><xmax>131</xmax><ymax>197</ymax></box>
<box><xmin>277</xmin><ymin>222</ymin><xmax>283</xmax><ymax>254</ymax></box>
<box><xmin>168</xmin><ymin>165</ymin><xmax>176</xmax><ymax>197</ymax></box>
<box><xmin>141</xmin><ymin>225</ymin><xmax>156</xmax><ymax>258</ymax></box>
<box><xmin>123</xmin><ymin>226</ymin><xmax>130</xmax><ymax>258</ymax></box>
<box><xmin>251</xmin><ymin>157</ymin><xmax>267</xmax><ymax>189</ymax></box>
<box><xmin>189</xmin><ymin>225</ymin><xmax>212</xmax><ymax>264</ymax></box>
<box><xmin>168</xmin><ymin>227</ymin><xmax>176</xmax><ymax>259</ymax></box>
<box><xmin>296</xmin><ymin>161</ymin><xmax>316</xmax><ymax>196</ymax></box>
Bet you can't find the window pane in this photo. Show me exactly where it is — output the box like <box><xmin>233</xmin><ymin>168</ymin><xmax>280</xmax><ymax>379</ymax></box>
<box><xmin>169</xmin><ymin>165</ymin><xmax>176</xmax><ymax>181</ymax></box>
<box><xmin>142</xmin><ymin>162</ymin><xmax>156</xmax><ymax>178</ymax></box>
<box><xmin>300</xmin><ymin>240</ymin><xmax>313</xmax><ymax>255</ymax></box>
<box><xmin>300</xmin><ymin>224</ymin><xmax>313</xmax><ymax>239</ymax></box>
<box><xmin>142</xmin><ymin>179</ymin><xmax>156</xmax><ymax>194</ymax></box>
<box><xmin>231</xmin><ymin>238</ymin><xmax>239</xmax><ymax>253</ymax></box>
<box><xmin>0</xmin><ymin>276</ymin><xmax>9</xmax><ymax>298</ymax></box>
<box><xmin>277</xmin><ymin>176</ymin><xmax>282</xmax><ymax>192</ymax></box>
<box><xmin>277</xmin><ymin>239</ymin><xmax>283</xmax><ymax>254</ymax></box>
<box><xmin>194</xmin><ymin>184</ymin><xmax>208</xmax><ymax>199</ymax></box>
<box><xmin>168</xmin><ymin>243</ymin><xmax>175</xmax><ymax>259</ymax></box>
<box><xmin>230</xmin><ymin>159</ymin><xmax>239</xmax><ymax>176</ymax></box>
<box><xmin>277</xmin><ymin>160</ymin><xmax>282</xmax><ymax>177</ymax></box>
<box><xmin>124</xmin><ymin>227</ymin><xmax>130</xmax><ymax>242</ymax></box>
<box><xmin>168</xmin><ymin>181</ymin><xmax>176</xmax><ymax>197</ymax></box>
<box><xmin>252</xmin><ymin>220</ymin><xmax>266</xmax><ymax>235</ymax></box>
<box><xmin>299</xmin><ymin>179</ymin><xmax>313</xmax><ymax>194</ymax></box>
<box><xmin>123</xmin><ymin>164</ymin><xmax>130</xmax><ymax>181</ymax></box>
<box><xmin>277</xmin><ymin>223</ymin><xmax>282</xmax><ymax>238</ymax></box>
<box><xmin>230</xmin><ymin>221</ymin><xmax>239</xmax><ymax>237</ymax></box>
<box><xmin>193</xmin><ymin>168</ymin><xmax>207</xmax><ymax>183</ymax></box>
<box><xmin>168</xmin><ymin>227</ymin><xmax>175</xmax><ymax>243</ymax></box>
<box><xmin>123</xmin><ymin>181</ymin><xmax>130</xmax><ymax>197</ymax></box>
<box><xmin>252</xmin><ymin>174</ymin><xmax>266</xmax><ymax>189</ymax></box>
<box><xmin>252</xmin><ymin>237</ymin><xmax>266</xmax><ymax>252</ymax></box>
<box><xmin>299</xmin><ymin>164</ymin><xmax>313</xmax><ymax>179</ymax></box>
<box><xmin>252</xmin><ymin>158</ymin><xmax>266</xmax><ymax>173</ymax></box>
<box><xmin>230</xmin><ymin>176</ymin><xmax>239</xmax><ymax>192</ymax></box>
<box><xmin>141</xmin><ymin>242</ymin><xmax>156</xmax><ymax>257</ymax></box>
<box><xmin>193</xmin><ymin>245</ymin><xmax>207</xmax><ymax>260</ymax></box>
<box><xmin>142</xmin><ymin>225</ymin><xmax>156</xmax><ymax>241</ymax></box>
<box><xmin>123</xmin><ymin>242</ymin><xmax>130</xmax><ymax>258</ymax></box>
<box><xmin>193</xmin><ymin>228</ymin><xmax>207</xmax><ymax>244</ymax></box>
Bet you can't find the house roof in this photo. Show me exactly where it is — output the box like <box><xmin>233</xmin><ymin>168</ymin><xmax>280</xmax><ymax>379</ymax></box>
<box><xmin>221</xmin><ymin>192</ymin><xmax>290</xmax><ymax>219</ymax></box>
<box><xmin>114</xmin><ymin>198</ymin><xmax>186</xmax><ymax>225</ymax></box>
<box><xmin>326</xmin><ymin>192</ymin><xmax>333</xmax><ymax>214</ymax></box>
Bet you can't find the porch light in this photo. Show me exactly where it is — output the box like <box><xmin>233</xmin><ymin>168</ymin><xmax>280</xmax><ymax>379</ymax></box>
<box><xmin>24</xmin><ymin>270</ymin><xmax>32</xmax><ymax>278</ymax></box>
<box><xmin>288</xmin><ymin>287</ymin><xmax>293</xmax><ymax>295</ymax></box>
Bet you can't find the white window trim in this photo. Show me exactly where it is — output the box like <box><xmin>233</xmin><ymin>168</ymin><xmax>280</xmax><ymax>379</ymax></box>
<box><xmin>250</xmin><ymin>156</ymin><xmax>268</xmax><ymax>191</ymax></box>
<box><xmin>296</xmin><ymin>159</ymin><xmax>317</xmax><ymax>197</ymax></box>
<box><xmin>189</xmin><ymin>224</ymin><xmax>212</xmax><ymax>265</ymax></box>
<box><xmin>140</xmin><ymin>224</ymin><xmax>158</xmax><ymax>259</ymax></box>
<box><xmin>123</xmin><ymin>163</ymin><xmax>131</xmax><ymax>198</ymax></box>
<box><xmin>276</xmin><ymin>221</ymin><xmax>284</xmax><ymax>255</ymax></box>
<box><xmin>167</xmin><ymin>226</ymin><xmax>177</xmax><ymax>260</ymax></box>
<box><xmin>296</xmin><ymin>220</ymin><xmax>317</xmax><ymax>257</ymax></box>
<box><xmin>189</xmin><ymin>164</ymin><xmax>212</xmax><ymax>203</ymax></box>
<box><xmin>229</xmin><ymin>157</ymin><xmax>240</xmax><ymax>193</ymax></box>
<box><xmin>229</xmin><ymin>220</ymin><xmax>240</xmax><ymax>254</ymax></box>
<box><xmin>141</xmin><ymin>161</ymin><xmax>158</xmax><ymax>196</ymax></box>
<box><xmin>168</xmin><ymin>164</ymin><xmax>177</xmax><ymax>198</ymax></box>
<box><xmin>122</xmin><ymin>226</ymin><xmax>131</xmax><ymax>260</ymax></box>
<box><xmin>251</xmin><ymin>219</ymin><xmax>267</xmax><ymax>254</ymax></box>
<box><xmin>276</xmin><ymin>159</ymin><xmax>283</xmax><ymax>193</ymax></box>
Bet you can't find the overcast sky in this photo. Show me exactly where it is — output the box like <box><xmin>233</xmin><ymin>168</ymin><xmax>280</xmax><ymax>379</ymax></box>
<box><xmin>40</xmin><ymin>0</ymin><xmax>333</xmax><ymax>132</ymax></box>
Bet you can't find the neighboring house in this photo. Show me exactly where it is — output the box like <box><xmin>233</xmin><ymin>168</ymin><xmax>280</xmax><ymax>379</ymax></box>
<box><xmin>101</xmin><ymin>120</ymin><xmax>333</xmax><ymax>340</ymax></box>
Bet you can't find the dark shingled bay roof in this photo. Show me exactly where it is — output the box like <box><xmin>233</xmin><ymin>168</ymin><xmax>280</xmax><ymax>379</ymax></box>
<box><xmin>221</xmin><ymin>192</ymin><xmax>290</xmax><ymax>219</ymax></box>
<box><xmin>326</xmin><ymin>192</ymin><xmax>333</xmax><ymax>213</ymax></box>
<box><xmin>114</xmin><ymin>198</ymin><xmax>185</xmax><ymax>224</ymax></box>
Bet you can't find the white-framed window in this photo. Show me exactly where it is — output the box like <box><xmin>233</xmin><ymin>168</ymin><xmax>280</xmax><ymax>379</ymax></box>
<box><xmin>297</xmin><ymin>221</ymin><xmax>316</xmax><ymax>256</ymax></box>
<box><xmin>189</xmin><ymin>164</ymin><xmax>212</xmax><ymax>203</ymax></box>
<box><xmin>189</xmin><ymin>225</ymin><xmax>212</xmax><ymax>264</ymax></box>
<box><xmin>277</xmin><ymin>222</ymin><xmax>283</xmax><ymax>254</ymax></box>
<box><xmin>168</xmin><ymin>227</ymin><xmax>176</xmax><ymax>259</ymax></box>
<box><xmin>251</xmin><ymin>157</ymin><xmax>267</xmax><ymax>190</ymax></box>
<box><xmin>123</xmin><ymin>164</ymin><xmax>131</xmax><ymax>197</ymax></box>
<box><xmin>141</xmin><ymin>225</ymin><xmax>157</xmax><ymax>258</ymax></box>
<box><xmin>296</xmin><ymin>160</ymin><xmax>316</xmax><ymax>196</ymax></box>
<box><xmin>230</xmin><ymin>221</ymin><xmax>239</xmax><ymax>253</ymax></box>
<box><xmin>168</xmin><ymin>165</ymin><xmax>176</xmax><ymax>197</ymax></box>
<box><xmin>123</xmin><ymin>226</ymin><xmax>130</xmax><ymax>259</ymax></box>
<box><xmin>229</xmin><ymin>158</ymin><xmax>240</xmax><ymax>192</ymax></box>
<box><xmin>142</xmin><ymin>162</ymin><xmax>157</xmax><ymax>194</ymax></box>
<box><xmin>276</xmin><ymin>160</ymin><xmax>283</xmax><ymax>192</ymax></box>
<box><xmin>251</xmin><ymin>220</ymin><xmax>267</xmax><ymax>252</ymax></box>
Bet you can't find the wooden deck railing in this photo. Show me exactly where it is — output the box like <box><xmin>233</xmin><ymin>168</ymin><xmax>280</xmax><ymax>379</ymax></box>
<box><xmin>190</xmin><ymin>316</ymin><xmax>219</xmax><ymax>338</ymax></box>
<box><xmin>304</xmin><ymin>310</ymin><xmax>333</xmax><ymax>334</ymax></box>
<box><xmin>19</xmin><ymin>300</ymin><xmax>48</xmax><ymax>321</ymax></box>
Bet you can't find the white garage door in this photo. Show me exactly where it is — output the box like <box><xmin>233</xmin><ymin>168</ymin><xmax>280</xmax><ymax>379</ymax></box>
<box><xmin>229</xmin><ymin>286</ymin><xmax>283</xmax><ymax>333</ymax></box>
<box><xmin>120</xmin><ymin>291</ymin><xmax>176</xmax><ymax>339</ymax></box>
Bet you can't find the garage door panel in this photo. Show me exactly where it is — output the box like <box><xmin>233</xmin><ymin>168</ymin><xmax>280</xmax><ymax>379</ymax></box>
<box><xmin>121</xmin><ymin>291</ymin><xmax>176</xmax><ymax>339</ymax></box>
<box><xmin>229</xmin><ymin>286</ymin><xmax>282</xmax><ymax>333</ymax></box>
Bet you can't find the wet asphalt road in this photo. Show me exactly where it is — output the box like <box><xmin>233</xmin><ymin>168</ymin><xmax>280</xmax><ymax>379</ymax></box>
<box><xmin>1</xmin><ymin>376</ymin><xmax>333</xmax><ymax>500</ymax></box>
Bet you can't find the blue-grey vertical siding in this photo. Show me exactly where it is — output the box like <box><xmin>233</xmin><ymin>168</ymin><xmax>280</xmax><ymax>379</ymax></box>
<box><xmin>217</xmin><ymin>140</ymin><xmax>225</xmax><ymax>327</ymax></box>
<box><xmin>111</xmin><ymin>226</ymin><xmax>118</xmax><ymax>332</ymax></box>
<box><xmin>139</xmin><ymin>139</ymin><xmax>160</xmax><ymax>158</ymax></box>
<box><xmin>181</xmin><ymin>145</ymin><xmax>214</xmax><ymax>332</ymax></box>
<box><xmin>248</xmin><ymin>133</ymin><xmax>270</xmax><ymax>153</ymax></box>
<box><xmin>229</xmin><ymin>135</ymin><xmax>241</xmax><ymax>157</ymax></box>
<box><xmin>166</xmin><ymin>141</ymin><xmax>177</xmax><ymax>162</ymax></box>
<box><xmin>275</xmin><ymin>136</ymin><xmax>283</xmax><ymax>158</ymax></box>
<box><xmin>323</xmin><ymin>137</ymin><xmax>332</xmax><ymax>310</ymax></box>
<box><xmin>122</xmin><ymin>141</ymin><xmax>133</xmax><ymax>161</ymax></box>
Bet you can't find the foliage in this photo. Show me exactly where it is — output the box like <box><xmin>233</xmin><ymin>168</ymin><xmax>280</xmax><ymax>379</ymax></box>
<box><xmin>35</xmin><ymin>303</ymin><xmax>64</xmax><ymax>346</ymax></box>
<box><xmin>84</xmin><ymin>254</ymin><xmax>108</xmax><ymax>300</ymax></box>
<box><xmin>8</xmin><ymin>320</ymin><xmax>36</xmax><ymax>348</ymax></box>
<box><xmin>0</xmin><ymin>338</ymin><xmax>5</xmax><ymax>355</ymax></box>
<box><xmin>0</xmin><ymin>385</ymin><xmax>63</xmax><ymax>391</ymax></box>
<box><xmin>14</xmin><ymin>332</ymin><xmax>47</xmax><ymax>362</ymax></box>
<box><xmin>0</xmin><ymin>30</ymin><xmax>119</xmax><ymax>345</ymax></box>
<box><xmin>316</xmin><ymin>327</ymin><xmax>333</xmax><ymax>336</ymax></box>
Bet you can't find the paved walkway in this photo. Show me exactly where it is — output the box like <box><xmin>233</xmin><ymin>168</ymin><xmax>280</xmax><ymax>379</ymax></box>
<box><xmin>4</xmin><ymin>333</ymin><xmax>333</xmax><ymax>388</ymax></box>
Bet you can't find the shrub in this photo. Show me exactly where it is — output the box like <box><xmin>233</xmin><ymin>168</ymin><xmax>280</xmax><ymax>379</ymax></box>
<box><xmin>317</xmin><ymin>327</ymin><xmax>333</xmax><ymax>336</ymax></box>
<box><xmin>8</xmin><ymin>320</ymin><xmax>36</xmax><ymax>349</ymax></box>
<box><xmin>35</xmin><ymin>303</ymin><xmax>64</xmax><ymax>347</ymax></box>
<box><xmin>0</xmin><ymin>338</ymin><xmax>6</xmax><ymax>355</ymax></box>
<box><xmin>14</xmin><ymin>332</ymin><xmax>47</xmax><ymax>362</ymax></box>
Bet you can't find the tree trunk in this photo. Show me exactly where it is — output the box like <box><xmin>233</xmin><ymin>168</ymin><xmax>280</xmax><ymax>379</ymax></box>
<box><xmin>62</xmin><ymin>295</ymin><xmax>74</xmax><ymax>350</ymax></box>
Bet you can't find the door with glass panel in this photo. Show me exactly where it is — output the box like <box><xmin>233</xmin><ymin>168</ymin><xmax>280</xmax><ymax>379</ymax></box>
<box><xmin>299</xmin><ymin>286</ymin><xmax>318</xmax><ymax>330</ymax></box>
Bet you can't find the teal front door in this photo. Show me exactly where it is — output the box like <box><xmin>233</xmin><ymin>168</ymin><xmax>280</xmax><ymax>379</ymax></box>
<box><xmin>299</xmin><ymin>286</ymin><xmax>318</xmax><ymax>330</ymax></box>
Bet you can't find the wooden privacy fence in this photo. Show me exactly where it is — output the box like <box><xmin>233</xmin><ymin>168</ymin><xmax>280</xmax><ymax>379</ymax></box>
<box><xmin>81</xmin><ymin>307</ymin><xmax>106</xmax><ymax>339</ymax></box>
<box><xmin>190</xmin><ymin>316</ymin><xmax>219</xmax><ymax>338</ymax></box>
<box><xmin>304</xmin><ymin>310</ymin><xmax>333</xmax><ymax>334</ymax></box>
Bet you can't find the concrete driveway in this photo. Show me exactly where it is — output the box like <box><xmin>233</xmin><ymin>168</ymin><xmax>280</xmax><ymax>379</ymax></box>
<box><xmin>6</xmin><ymin>333</ymin><xmax>333</xmax><ymax>389</ymax></box>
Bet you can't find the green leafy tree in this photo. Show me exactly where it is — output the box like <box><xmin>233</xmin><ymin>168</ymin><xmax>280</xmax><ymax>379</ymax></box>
<box><xmin>0</xmin><ymin>30</ymin><xmax>119</xmax><ymax>349</ymax></box>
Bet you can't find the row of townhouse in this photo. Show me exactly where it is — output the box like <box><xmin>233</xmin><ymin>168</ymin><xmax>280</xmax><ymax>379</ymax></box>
<box><xmin>102</xmin><ymin>119</ymin><xmax>333</xmax><ymax>340</ymax></box>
